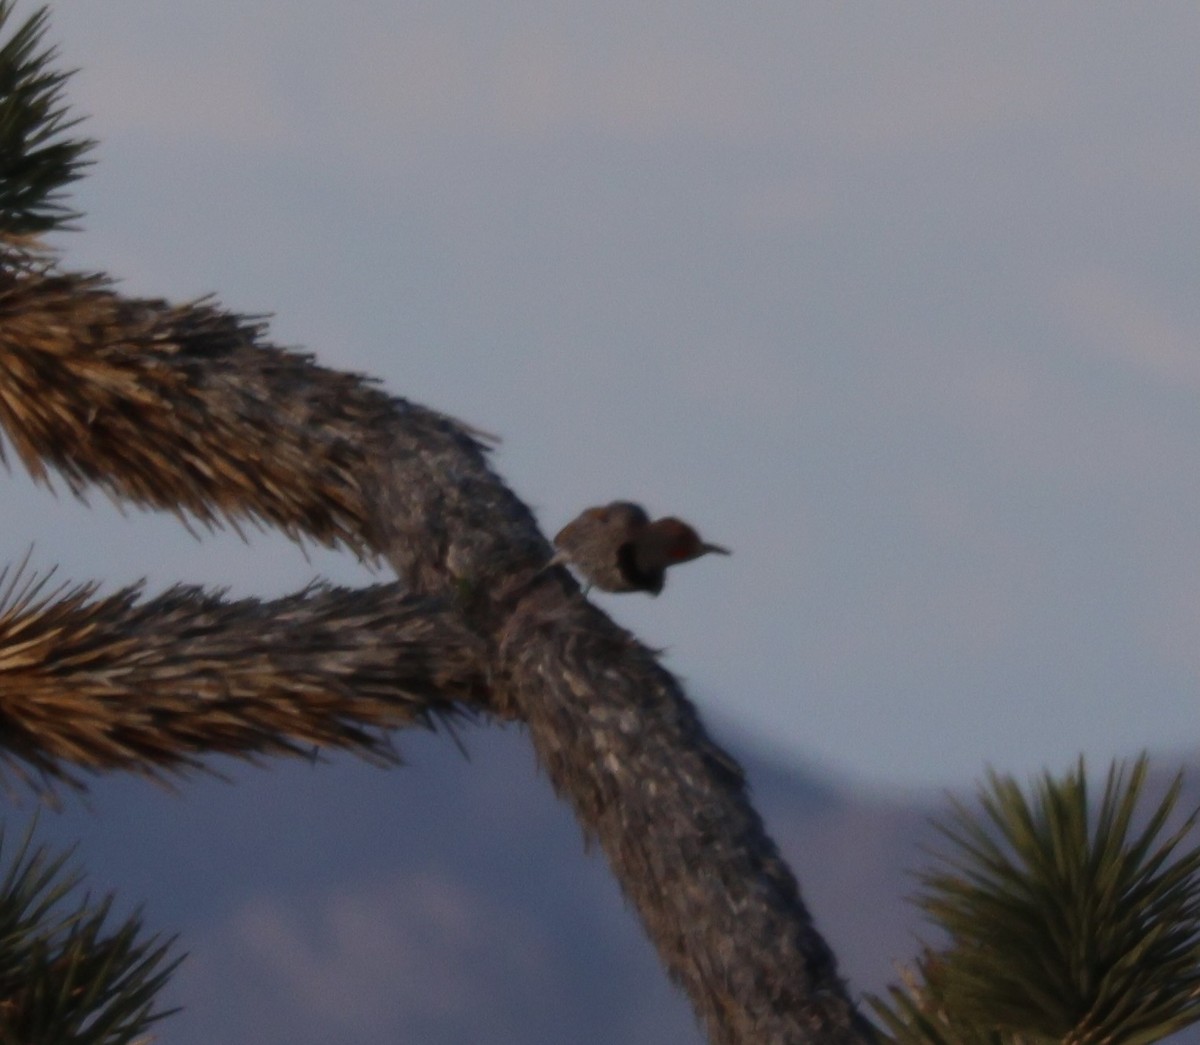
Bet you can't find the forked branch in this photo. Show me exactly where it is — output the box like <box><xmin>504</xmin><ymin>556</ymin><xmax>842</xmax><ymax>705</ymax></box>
<box><xmin>0</xmin><ymin>261</ymin><xmax>872</xmax><ymax>1044</ymax></box>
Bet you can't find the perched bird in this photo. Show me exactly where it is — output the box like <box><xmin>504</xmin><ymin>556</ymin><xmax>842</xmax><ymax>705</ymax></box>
<box><xmin>552</xmin><ymin>501</ymin><xmax>730</xmax><ymax>595</ymax></box>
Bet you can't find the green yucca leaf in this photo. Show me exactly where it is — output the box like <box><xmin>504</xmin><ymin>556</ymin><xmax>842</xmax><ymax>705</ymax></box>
<box><xmin>869</xmin><ymin>755</ymin><xmax>1200</xmax><ymax>1044</ymax></box>
<box><xmin>0</xmin><ymin>0</ymin><xmax>94</xmax><ymax>239</ymax></box>
<box><xmin>0</xmin><ymin>819</ymin><xmax>182</xmax><ymax>1044</ymax></box>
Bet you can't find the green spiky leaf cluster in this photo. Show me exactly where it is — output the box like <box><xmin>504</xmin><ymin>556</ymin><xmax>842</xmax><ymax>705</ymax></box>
<box><xmin>0</xmin><ymin>0</ymin><xmax>93</xmax><ymax>239</ymax></box>
<box><xmin>870</xmin><ymin>756</ymin><xmax>1200</xmax><ymax>1045</ymax></box>
<box><xmin>0</xmin><ymin>821</ymin><xmax>181</xmax><ymax>1044</ymax></box>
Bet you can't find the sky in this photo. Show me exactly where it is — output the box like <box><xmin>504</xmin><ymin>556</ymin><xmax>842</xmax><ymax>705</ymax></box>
<box><xmin>6</xmin><ymin>0</ymin><xmax>1199</xmax><ymax>792</ymax></box>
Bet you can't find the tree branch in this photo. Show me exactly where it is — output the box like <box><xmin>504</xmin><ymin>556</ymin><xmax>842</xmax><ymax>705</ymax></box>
<box><xmin>0</xmin><ymin>262</ymin><xmax>873</xmax><ymax>1042</ymax></box>
<box><xmin>0</xmin><ymin>569</ymin><xmax>487</xmax><ymax>790</ymax></box>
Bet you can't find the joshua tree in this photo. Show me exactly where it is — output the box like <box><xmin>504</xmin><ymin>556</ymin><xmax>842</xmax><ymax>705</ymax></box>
<box><xmin>5</xmin><ymin>7</ymin><xmax>1200</xmax><ymax>1045</ymax></box>
<box><xmin>0</xmin><ymin>4</ymin><xmax>869</xmax><ymax>1041</ymax></box>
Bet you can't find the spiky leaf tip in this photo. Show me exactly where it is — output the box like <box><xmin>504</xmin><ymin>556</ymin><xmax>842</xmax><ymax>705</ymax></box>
<box><xmin>0</xmin><ymin>1</ymin><xmax>94</xmax><ymax>242</ymax></box>
<box><xmin>0</xmin><ymin>818</ymin><xmax>182</xmax><ymax>1043</ymax></box>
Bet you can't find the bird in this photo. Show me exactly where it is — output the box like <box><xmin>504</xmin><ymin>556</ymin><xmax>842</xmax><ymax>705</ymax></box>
<box><xmin>551</xmin><ymin>501</ymin><xmax>730</xmax><ymax>595</ymax></box>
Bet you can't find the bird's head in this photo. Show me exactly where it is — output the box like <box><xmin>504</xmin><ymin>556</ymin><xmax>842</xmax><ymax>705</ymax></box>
<box><xmin>647</xmin><ymin>517</ymin><xmax>731</xmax><ymax>565</ymax></box>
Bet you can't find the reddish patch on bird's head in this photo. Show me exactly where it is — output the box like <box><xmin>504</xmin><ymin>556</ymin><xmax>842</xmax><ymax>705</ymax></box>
<box><xmin>650</xmin><ymin>518</ymin><xmax>731</xmax><ymax>563</ymax></box>
<box><xmin>654</xmin><ymin>519</ymin><xmax>703</xmax><ymax>562</ymax></box>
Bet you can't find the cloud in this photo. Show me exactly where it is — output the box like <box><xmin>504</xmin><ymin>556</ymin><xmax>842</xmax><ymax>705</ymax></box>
<box><xmin>1056</xmin><ymin>270</ymin><xmax>1200</xmax><ymax>393</ymax></box>
<box><xmin>185</xmin><ymin>872</ymin><xmax>552</xmax><ymax>1041</ymax></box>
<box><xmin>58</xmin><ymin>2</ymin><xmax>1097</xmax><ymax>155</ymax></box>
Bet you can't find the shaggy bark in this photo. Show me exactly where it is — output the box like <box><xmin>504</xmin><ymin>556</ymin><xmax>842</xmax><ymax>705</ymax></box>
<box><xmin>0</xmin><ymin>264</ymin><xmax>873</xmax><ymax>1043</ymax></box>
<box><xmin>0</xmin><ymin>569</ymin><xmax>487</xmax><ymax>789</ymax></box>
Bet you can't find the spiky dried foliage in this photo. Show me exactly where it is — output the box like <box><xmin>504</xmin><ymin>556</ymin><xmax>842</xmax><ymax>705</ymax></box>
<box><xmin>0</xmin><ymin>266</ymin><xmax>493</xmax><ymax>555</ymax></box>
<box><xmin>0</xmin><ymin>820</ymin><xmax>179</xmax><ymax>1043</ymax></box>
<box><xmin>0</xmin><ymin>563</ymin><xmax>487</xmax><ymax>790</ymax></box>
<box><xmin>870</xmin><ymin>757</ymin><xmax>1200</xmax><ymax>1045</ymax></box>
<box><xmin>0</xmin><ymin>256</ymin><xmax>872</xmax><ymax>1042</ymax></box>
<box><xmin>0</xmin><ymin>2</ymin><xmax>93</xmax><ymax>239</ymax></box>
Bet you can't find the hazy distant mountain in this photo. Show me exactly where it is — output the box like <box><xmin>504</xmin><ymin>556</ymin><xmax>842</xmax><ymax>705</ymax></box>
<box><xmin>20</xmin><ymin>726</ymin><xmax>1200</xmax><ymax>1043</ymax></box>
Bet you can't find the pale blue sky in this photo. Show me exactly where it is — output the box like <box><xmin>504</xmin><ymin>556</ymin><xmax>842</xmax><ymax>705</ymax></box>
<box><xmin>7</xmin><ymin>0</ymin><xmax>1198</xmax><ymax>790</ymax></box>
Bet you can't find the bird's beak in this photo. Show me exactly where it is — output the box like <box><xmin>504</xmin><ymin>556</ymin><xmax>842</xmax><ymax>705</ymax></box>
<box><xmin>701</xmin><ymin>542</ymin><xmax>731</xmax><ymax>556</ymax></box>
